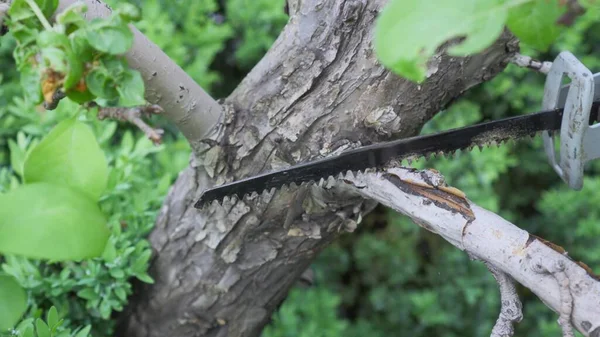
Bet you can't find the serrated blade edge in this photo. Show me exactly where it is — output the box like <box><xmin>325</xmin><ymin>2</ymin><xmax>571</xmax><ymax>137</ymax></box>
<box><xmin>195</xmin><ymin>101</ymin><xmax>600</xmax><ymax>208</ymax></box>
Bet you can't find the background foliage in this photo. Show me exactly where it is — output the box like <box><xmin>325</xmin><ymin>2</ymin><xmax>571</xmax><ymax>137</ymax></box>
<box><xmin>0</xmin><ymin>0</ymin><xmax>598</xmax><ymax>337</ymax></box>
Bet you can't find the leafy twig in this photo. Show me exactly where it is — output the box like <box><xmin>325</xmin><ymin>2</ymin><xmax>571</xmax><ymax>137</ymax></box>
<box><xmin>95</xmin><ymin>104</ymin><xmax>165</xmax><ymax>145</ymax></box>
<box><xmin>24</xmin><ymin>0</ymin><xmax>52</xmax><ymax>30</ymax></box>
<box><xmin>510</xmin><ymin>53</ymin><xmax>552</xmax><ymax>74</ymax></box>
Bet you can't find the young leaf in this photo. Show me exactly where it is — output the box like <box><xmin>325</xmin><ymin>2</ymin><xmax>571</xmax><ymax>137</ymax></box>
<box><xmin>73</xmin><ymin>325</ymin><xmax>91</xmax><ymax>337</ymax></box>
<box><xmin>0</xmin><ymin>183</ymin><xmax>110</xmax><ymax>261</ymax></box>
<box><xmin>85</xmin><ymin>20</ymin><xmax>134</xmax><ymax>55</ymax></box>
<box><xmin>114</xmin><ymin>287</ymin><xmax>128</xmax><ymax>301</ymax></box>
<box><xmin>8</xmin><ymin>139</ymin><xmax>26</xmax><ymax>177</ymax></box>
<box><xmin>506</xmin><ymin>0</ymin><xmax>566</xmax><ymax>51</ymax></box>
<box><xmin>23</xmin><ymin>118</ymin><xmax>108</xmax><ymax>200</ymax></box>
<box><xmin>46</xmin><ymin>306</ymin><xmax>58</xmax><ymax>330</ymax></box>
<box><xmin>20</xmin><ymin>64</ymin><xmax>43</xmax><ymax>104</ymax></box>
<box><xmin>85</xmin><ymin>68</ymin><xmax>119</xmax><ymax>100</ymax></box>
<box><xmin>17</xmin><ymin>322</ymin><xmax>34</xmax><ymax>337</ymax></box>
<box><xmin>76</xmin><ymin>288</ymin><xmax>98</xmax><ymax>301</ymax></box>
<box><xmin>56</xmin><ymin>2</ymin><xmax>88</xmax><ymax>28</ymax></box>
<box><xmin>102</xmin><ymin>239</ymin><xmax>117</xmax><ymax>263</ymax></box>
<box><xmin>135</xmin><ymin>272</ymin><xmax>154</xmax><ymax>284</ymax></box>
<box><xmin>374</xmin><ymin>0</ymin><xmax>526</xmax><ymax>82</ymax></box>
<box><xmin>8</xmin><ymin>0</ymin><xmax>37</xmax><ymax>22</ymax></box>
<box><xmin>115</xmin><ymin>3</ymin><xmax>141</xmax><ymax>22</ymax></box>
<box><xmin>117</xmin><ymin>69</ymin><xmax>146</xmax><ymax>107</ymax></box>
<box><xmin>38</xmin><ymin>0</ymin><xmax>59</xmax><ymax>19</ymax></box>
<box><xmin>0</xmin><ymin>275</ymin><xmax>27</xmax><ymax>331</ymax></box>
<box><xmin>35</xmin><ymin>319</ymin><xmax>51</xmax><ymax>337</ymax></box>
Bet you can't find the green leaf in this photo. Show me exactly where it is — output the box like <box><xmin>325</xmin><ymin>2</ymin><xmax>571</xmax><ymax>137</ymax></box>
<box><xmin>74</xmin><ymin>325</ymin><xmax>91</xmax><ymax>337</ymax></box>
<box><xmin>506</xmin><ymin>0</ymin><xmax>566</xmax><ymax>51</ymax></box>
<box><xmin>0</xmin><ymin>183</ymin><xmax>110</xmax><ymax>260</ymax></box>
<box><xmin>85</xmin><ymin>68</ymin><xmax>119</xmax><ymax>100</ymax></box>
<box><xmin>8</xmin><ymin>0</ymin><xmax>57</xmax><ymax>22</ymax></box>
<box><xmin>132</xmin><ymin>249</ymin><xmax>151</xmax><ymax>273</ymax></box>
<box><xmin>0</xmin><ymin>275</ymin><xmax>27</xmax><ymax>331</ymax></box>
<box><xmin>40</xmin><ymin>47</ymin><xmax>68</xmax><ymax>73</ymax></box>
<box><xmin>37</xmin><ymin>30</ymin><xmax>70</xmax><ymax>48</ymax></box>
<box><xmin>17</xmin><ymin>322</ymin><xmax>34</xmax><ymax>337</ymax></box>
<box><xmin>114</xmin><ymin>287</ymin><xmax>127</xmax><ymax>301</ymax></box>
<box><xmin>23</xmin><ymin>118</ymin><xmax>108</xmax><ymax>200</ymax></box>
<box><xmin>20</xmin><ymin>64</ymin><xmax>43</xmax><ymax>104</ymax></box>
<box><xmin>69</xmin><ymin>30</ymin><xmax>95</xmax><ymax>63</ymax></box>
<box><xmin>35</xmin><ymin>319</ymin><xmax>50</xmax><ymax>337</ymax></box>
<box><xmin>86</xmin><ymin>21</ymin><xmax>134</xmax><ymax>55</ymax></box>
<box><xmin>36</xmin><ymin>31</ymin><xmax>84</xmax><ymax>90</ymax></box>
<box><xmin>99</xmin><ymin>298</ymin><xmax>112</xmax><ymax>319</ymax></box>
<box><xmin>102</xmin><ymin>239</ymin><xmax>117</xmax><ymax>263</ymax></box>
<box><xmin>9</xmin><ymin>139</ymin><xmax>26</xmax><ymax>177</ymax></box>
<box><xmin>76</xmin><ymin>288</ymin><xmax>98</xmax><ymax>301</ymax></box>
<box><xmin>109</xmin><ymin>268</ymin><xmax>125</xmax><ymax>279</ymax></box>
<box><xmin>38</xmin><ymin>0</ymin><xmax>59</xmax><ymax>19</ymax></box>
<box><xmin>135</xmin><ymin>272</ymin><xmax>154</xmax><ymax>284</ymax></box>
<box><xmin>66</xmin><ymin>87</ymin><xmax>95</xmax><ymax>104</ymax></box>
<box><xmin>46</xmin><ymin>307</ymin><xmax>58</xmax><ymax>329</ymax></box>
<box><xmin>117</xmin><ymin>69</ymin><xmax>146</xmax><ymax>107</ymax></box>
<box><xmin>374</xmin><ymin>0</ymin><xmax>524</xmax><ymax>82</ymax></box>
<box><xmin>115</xmin><ymin>3</ymin><xmax>141</xmax><ymax>22</ymax></box>
<box><xmin>8</xmin><ymin>0</ymin><xmax>37</xmax><ymax>22</ymax></box>
<box><xmin>56</xmin><ymin>2</ymin><xmax>88</xmax><ymax>28</ymax></box>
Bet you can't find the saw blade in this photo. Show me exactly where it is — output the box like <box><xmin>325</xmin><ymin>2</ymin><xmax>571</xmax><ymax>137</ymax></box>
<box><xmin>194</xmin><ymin>101</ymin><xmax>600</xmax><ymax>208</ymax></box>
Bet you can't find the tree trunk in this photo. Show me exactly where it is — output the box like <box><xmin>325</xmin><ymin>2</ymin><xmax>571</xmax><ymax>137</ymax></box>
<box><xmin>116</xmin><ymin>0</ymin><xmax>518</xmax><ymax>336</ymax></box>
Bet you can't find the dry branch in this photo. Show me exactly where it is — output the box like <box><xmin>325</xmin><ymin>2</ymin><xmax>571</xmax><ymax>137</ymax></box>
<box><xmin>95</xmin><ymin>104</ymin><xmax>164</xmax><ymax>145</ymax></box>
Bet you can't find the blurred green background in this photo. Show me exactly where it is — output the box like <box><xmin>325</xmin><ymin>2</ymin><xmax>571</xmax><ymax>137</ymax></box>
<box><xmin>0</xmin><ymin>0</ymin><xmax>599</xmax><ymax>336</ymax></box>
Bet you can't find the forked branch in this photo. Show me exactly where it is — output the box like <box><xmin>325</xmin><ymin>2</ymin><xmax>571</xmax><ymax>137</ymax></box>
<box><xmin>344</xmin><ymin>167</ymin><xmax>600</xmax><ymax>337</ymax></box>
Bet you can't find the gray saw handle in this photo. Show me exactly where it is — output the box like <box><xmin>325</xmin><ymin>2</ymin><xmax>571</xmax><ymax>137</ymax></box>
<box><xmin>543</xmin><ymin>51</ymin><xmax>599</xmax><ymax>190</ymax></box>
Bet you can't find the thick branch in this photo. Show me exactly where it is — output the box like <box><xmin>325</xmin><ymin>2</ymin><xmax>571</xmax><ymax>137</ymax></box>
<box><xmin>346</xmin><ymin>167</ymin><xmax>600</xmax><ymax>337</ymax></box>
<box><xmin>52</xmin><ymin>0</ymin><xmax>223</xmax><ymax>148</ymax></box>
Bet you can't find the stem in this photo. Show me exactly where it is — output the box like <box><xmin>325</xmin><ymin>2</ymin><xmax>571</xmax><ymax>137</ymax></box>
<box><xmin>24</xmin><ymin>0</ymin><xmax>52</xmax><ymax>30</ymax></box>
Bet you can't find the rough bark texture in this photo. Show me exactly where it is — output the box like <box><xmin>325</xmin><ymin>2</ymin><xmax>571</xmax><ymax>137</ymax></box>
<box><xmin>116</xmin><ymin>1</ymin><xmax>518</xmax><ymax>336</ymax></box>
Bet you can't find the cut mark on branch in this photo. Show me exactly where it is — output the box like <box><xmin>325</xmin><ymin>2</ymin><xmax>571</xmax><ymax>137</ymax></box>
<box><xmin>486</xmin><ymin>262</ymin><xmax>523</xmax><ymax>337</ymax></box>
<box><xmin>510</xmin><ymin>53</ymin><xmax>553</xmax><ymax>74</ymax></box>
<box><xmin>382</xmin><ymin>171</ymin><xmax>474</xmax><ymax>221</ymax></box>
<box><xmin>95</xmin><ymin>104</ymin><xmax>165</xmax><ymax>145</ymax></box>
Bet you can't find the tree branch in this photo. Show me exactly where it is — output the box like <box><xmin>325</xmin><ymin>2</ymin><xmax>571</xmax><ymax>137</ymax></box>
<box><xmin>344</xmin><ymin>167</ymin><xmax>600</xmax><ymax>336</ymax></box>
<box><xmin>510</xmin><ymin>53</ymin><xmax>552</xmax><ymax>74</ymax></box>
<box><xmin>95</xmin><ymin>104</ymin><xmax>164</xmax><ymax>145</ymax></box>
<box><xmin>51</xmin><ymin>0</ymin><xmax>223</xmax><ymax>150</ymax></box>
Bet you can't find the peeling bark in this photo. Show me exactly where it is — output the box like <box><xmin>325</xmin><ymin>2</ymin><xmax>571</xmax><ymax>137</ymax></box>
<box><xmin>116</xmin><ymin>1</ymin><xmax>520</xmax><ymax>336</ymax></box>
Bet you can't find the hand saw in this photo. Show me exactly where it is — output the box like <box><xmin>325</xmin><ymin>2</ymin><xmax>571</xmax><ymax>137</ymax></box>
<box><xmin>195</xmin><ymin>52</ymin><xmax>600</xmax><ymax>208</ymax></box>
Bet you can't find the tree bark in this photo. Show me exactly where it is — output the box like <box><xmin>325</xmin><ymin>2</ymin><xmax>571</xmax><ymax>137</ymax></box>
<box><xmin>116</xmin><ymin>1</ymin><xmax>519</xmax><ymax>336</ymax></box>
